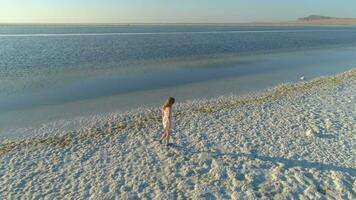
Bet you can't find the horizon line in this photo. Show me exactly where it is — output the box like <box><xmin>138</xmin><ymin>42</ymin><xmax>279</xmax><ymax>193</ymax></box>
<box><xmin>1</xmin><ymin>22</ymin><xmax>354</xmax><ymax>27</ymax></box>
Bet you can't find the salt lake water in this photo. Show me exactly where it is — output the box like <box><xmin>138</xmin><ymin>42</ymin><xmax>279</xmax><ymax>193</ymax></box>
<box><xmin>1</xmin><ymin>24</ymin><xmax>356</xmax><ymax>137</ymax></box>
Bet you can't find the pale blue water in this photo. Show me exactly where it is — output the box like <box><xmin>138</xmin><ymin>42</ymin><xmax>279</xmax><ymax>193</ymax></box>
<box><xmin>1</xmin><ymin>25</ymin><xmax>356</xmax><ymax>137</ymax></box>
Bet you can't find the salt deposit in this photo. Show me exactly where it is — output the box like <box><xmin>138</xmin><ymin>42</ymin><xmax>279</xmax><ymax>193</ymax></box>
<box><xmin>0</xmin><ymin>69</ymin><xmax>355</xmax><ymax>199</ymax></box>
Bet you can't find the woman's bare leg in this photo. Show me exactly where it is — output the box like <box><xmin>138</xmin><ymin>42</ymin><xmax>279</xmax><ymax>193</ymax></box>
<box><xmin>165</xmin><ymin>130</ymin><xmax>170</xmax><ymax>145</ymax></box>
<box><xmin>160</xmin><ymin>129</ymin><xmax>168</xmax><ymax>143</ymax></box>
<box><xmin>160</xmin><ymin>132</ymin><xmax>165</xmax><ymax>141</ymax></box>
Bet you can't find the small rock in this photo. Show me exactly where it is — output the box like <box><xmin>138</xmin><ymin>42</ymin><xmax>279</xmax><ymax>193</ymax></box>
<box><xmin>305</xmin><ymin>129</ymin><xmax>315</xmax><ymax>136</ymax></box>
<box><xmin>198</xmin><ymin>152</ymin><xmax>211</xmax><ymax>162</ymax></box>
<box><xmin>311</xmin><ymin>125</ymin><xmax>320</xmax><ymax>134</ymax></box>
<box><xmin>325</xmin><ymin>119</ymin><xmax>332</xmax><ymax>129</ymax></box>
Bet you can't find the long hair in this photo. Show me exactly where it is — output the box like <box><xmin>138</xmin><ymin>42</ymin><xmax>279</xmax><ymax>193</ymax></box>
<box><xmin>162</xmin><ymin>97</ymin><xmax>175</xmax><ymax>109</ymax></box>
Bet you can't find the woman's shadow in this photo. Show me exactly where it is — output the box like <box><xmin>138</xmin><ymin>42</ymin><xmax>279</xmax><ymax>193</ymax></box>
<box><xmin>171</xmin><ymin>144</ymin><xmax>356</xmax><ymax>176</ymax></box>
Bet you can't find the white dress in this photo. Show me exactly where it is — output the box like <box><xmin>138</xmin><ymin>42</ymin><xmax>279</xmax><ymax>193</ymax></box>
<box><xmin>162</xmin><ymin>107</ymin><xmax>174</xmax><ymax>130</ymax></box>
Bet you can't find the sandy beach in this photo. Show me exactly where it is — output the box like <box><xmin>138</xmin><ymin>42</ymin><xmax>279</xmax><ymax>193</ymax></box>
<box><xmin>0</xmin><ymin>69</ymin><xmax>355</xmax><ymax>199</ymax></box>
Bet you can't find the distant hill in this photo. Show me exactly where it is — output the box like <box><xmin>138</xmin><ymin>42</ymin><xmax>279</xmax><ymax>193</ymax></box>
<box><xmin>251</xmin><ymin>15</ymin><xmax>355</xmax><ymax>25</ymax></box>
<box><xmin>297</xmin><ymin>15</ymin><xmax>356</xmax><ymax>21</ymax></box>
<box><xmin>251</xmin><ymin>15</ymin><xmax>356</xmax><ymax>25</ymax></box>
<box><xmin>292</xmin><ymin>15</ymin><xmax>356</xmax><ymax>25</ymax></box>
<box><xmin>298</xmin><ymin>15</ymin><xmax>335</xmax><ymax>21</ymax></box>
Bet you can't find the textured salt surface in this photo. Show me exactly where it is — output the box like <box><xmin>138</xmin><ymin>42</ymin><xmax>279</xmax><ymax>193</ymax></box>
<box><xmin>0</xmin><ymin>69</ymin><xmax>355</xmax><ymax>199</ymax></box>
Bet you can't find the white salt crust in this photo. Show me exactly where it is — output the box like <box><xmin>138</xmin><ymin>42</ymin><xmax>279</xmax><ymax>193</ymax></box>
<box><xmin>0</xmin><ymin>69</ymin><xmax>355</xmax><ymax>199</ymax></box>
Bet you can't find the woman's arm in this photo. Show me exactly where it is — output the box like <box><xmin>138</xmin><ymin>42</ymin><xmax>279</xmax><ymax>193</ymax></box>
<box><xmin>168</xmin><ymin>107</ymin><xmax>172</xmax><ymax>129</ymax></box>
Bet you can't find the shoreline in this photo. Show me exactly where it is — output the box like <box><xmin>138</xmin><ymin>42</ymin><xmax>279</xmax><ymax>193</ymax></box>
<box><xmin>0</xmin><ymin>69</ymin><xmax>355</xmax><ymax>199</ymax></box>
<box><xmin>1</xmin><ymin>46</ymin><xmax>356</xmax><ymax>137</ymax></box>
<box><xmin>1</xmin><ymin>69</ymin><xmax>355</xmax><ymax>154</ymax></box>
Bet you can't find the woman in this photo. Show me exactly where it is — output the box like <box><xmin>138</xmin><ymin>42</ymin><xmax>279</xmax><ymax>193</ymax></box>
<box><xmin>160</xmin><ymin>97</ymin><xmax>175</xmax><ymax>146</ymax></box>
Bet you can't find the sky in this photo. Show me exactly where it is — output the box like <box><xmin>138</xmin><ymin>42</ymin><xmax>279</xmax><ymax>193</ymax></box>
<box><xmin>0</xmin><ymin>0</ymin><xmax>355</xmax><ymax>23</ymax></box>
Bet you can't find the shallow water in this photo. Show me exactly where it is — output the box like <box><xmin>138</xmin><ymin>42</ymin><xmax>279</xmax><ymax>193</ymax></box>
<box><xmin>1</xmin><ymin>25</ymin><xmax>356</xmax><ymax>137</ymax></box>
